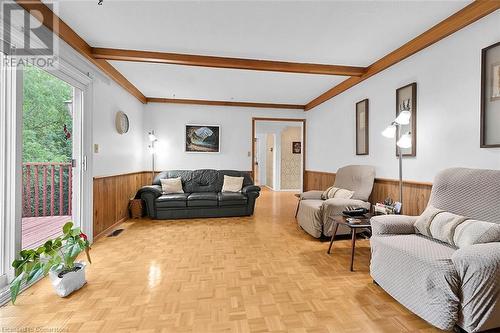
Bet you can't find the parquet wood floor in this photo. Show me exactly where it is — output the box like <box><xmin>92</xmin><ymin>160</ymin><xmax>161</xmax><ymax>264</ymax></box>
<box><xmin>0</xmin><ymin>189</ymin><xmax>445</xmax><ymax>332</ymax></box>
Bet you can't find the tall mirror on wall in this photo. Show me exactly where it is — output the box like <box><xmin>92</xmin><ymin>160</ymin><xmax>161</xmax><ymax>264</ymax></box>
<box><xmin>481</xmin><ymin>41</ymin><xmax>500</xmax><ymax>148</ymax></box>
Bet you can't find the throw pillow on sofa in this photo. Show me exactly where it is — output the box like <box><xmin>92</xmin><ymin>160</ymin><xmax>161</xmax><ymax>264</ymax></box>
<box><xmin>160</xmin><ymin>177</ymin><xmax>184</xmax><ymax>194</ymax></box>
<box><xmin>429</xmin><ymin>211</ymin><xmax>468</xmax><ymax>245</ymax></box>
<box><xmin>416</xmin><ymin>205</ymin><xmax>500</xmax><ymax>248</ymax></box>
<box><xmin>453</xmin><ymin>220</ymin><xmax>500</xmax><ymax>248</ymax></box>
<box><xmin>321</xmin><ymin>187</ymin><xmax>354</xmax><ymax>200</ymax></box>
<box><xmin>222</xmin><ymin>175</ymin><xmax>244</xmax><ymax>192</ymax></box>
<box><xmin>414</xmin><ymin>205</ymin><xmax>443</xmax><ymax>237</ymax></box>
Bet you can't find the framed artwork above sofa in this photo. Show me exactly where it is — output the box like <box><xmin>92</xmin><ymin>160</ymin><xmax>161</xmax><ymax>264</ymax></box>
<box><xmin>185</xmin><ymin>124</ymin><xmax>220</xmax><ymax>153</ymax></box>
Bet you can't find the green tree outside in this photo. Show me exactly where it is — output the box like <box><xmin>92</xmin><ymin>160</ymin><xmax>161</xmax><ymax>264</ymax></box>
<box><xmin>22</xmin><ymin>65</ymin><xmax>73</xmax><ymax>219</ymax></box>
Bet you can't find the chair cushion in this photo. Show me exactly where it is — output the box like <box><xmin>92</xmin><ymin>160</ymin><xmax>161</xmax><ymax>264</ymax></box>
<box><xmin>218</xmin><ymin>192</ymin><xmax>247</xmax><ymax>206</ymax></box>
<box><xmin>187</xmin><ymin>192</ymin><xmax>218</xmax><ymax>207</ymax></box>
<box><xmin>156</xmin><ymin>193</ymin><xmax>189</xmax><ymax>208</ymax></box>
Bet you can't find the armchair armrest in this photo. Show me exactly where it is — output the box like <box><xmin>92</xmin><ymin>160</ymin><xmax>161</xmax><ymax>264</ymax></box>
<box><xmin>321</xmin><ymin>198</ymin><xmax>371</xmax><ymax>218</ymax></box>
<box><xmin>300</xmin><ymin>190</ymin><xmax>323</xmax><ymax>200</ymax></box>
<box><xmin>241</xmin><ymin>185</ymin><xmax>261</xmax><ymax>195</ymax></box>
<box><xmin>370</xmin><ymin>215</ymin><xmax>418</xmax><ymax>236</ymax></box>
<box><xmin>451</xmin><ymin>243</ymin><xmax>500</xmax><ymax>332</ymax></box>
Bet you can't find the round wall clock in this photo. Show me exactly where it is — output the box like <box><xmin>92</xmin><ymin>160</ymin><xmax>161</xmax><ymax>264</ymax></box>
<box><xmin>115</xmin><ymin>111</ymin><xmax>129</xmax><ymax>134</ymax></box>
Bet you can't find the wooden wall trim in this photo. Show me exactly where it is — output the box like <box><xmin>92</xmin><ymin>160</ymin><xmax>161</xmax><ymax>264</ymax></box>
<box><xmin>93</xmin><ymin>171</ymin><xmax>151</xmax><ymax>238</ymax></box>
<box><xmin>304</xmin><ymin>170</ymin><xmax>432</xmax><ymax>216</ymax></box>
<box><xmin>305</xmin><ymin>1</ymin><xmax>500</xmax><ymax>110</ymax></box>
<box><xmin>93</xmin><ymin>170</ymin><xmax>150</xmax><ymax>180</ymax></box>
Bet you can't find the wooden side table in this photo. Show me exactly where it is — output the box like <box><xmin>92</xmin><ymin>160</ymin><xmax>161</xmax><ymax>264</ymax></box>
<box><xmin>327</xmin><ymin>214</ymin><xmax>372</xmax><ymax>271</ymax></box>
<box><xmin>294</xmin><ymin>193</ymin><xmax>301</xmax><ymax>218</ymax></box>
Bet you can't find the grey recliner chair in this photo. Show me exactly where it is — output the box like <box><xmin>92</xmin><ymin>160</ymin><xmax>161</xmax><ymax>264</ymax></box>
<box><xmin>370</xmin><ymin>168</ymin><xmax>500</xmax><ymax>332</ymax></box>
<box><xmin>296</xmin><ymin>165</ymin><xmax>375</xmax><ymax>238</ymax></box>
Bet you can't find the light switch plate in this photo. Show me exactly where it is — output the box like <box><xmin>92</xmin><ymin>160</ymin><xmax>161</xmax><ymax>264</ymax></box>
<box><xmin>94</xmin><ymin>144</ymin><xmax>99</xmax><ymax>153</ymax></box>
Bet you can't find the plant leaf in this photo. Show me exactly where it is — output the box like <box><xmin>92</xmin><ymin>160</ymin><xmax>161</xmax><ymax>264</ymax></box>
<box><xmin>10</xmin><ymin>272</ymin><xmax>25</xmax><ymax>304</ymax></box>
<box><xmin>62</xmin><ymin>222</ymin><xmax>73</xmax><ymax>235</ymax></box>
<box><xmin>26</xmin><ymin>263</ymin><xmax>45</xmax><ymax>284</ymax></box>
<box><xmin>71</xmin><ymin>227</ymin><xmax>82</xmax><ymax>236</ymax></box>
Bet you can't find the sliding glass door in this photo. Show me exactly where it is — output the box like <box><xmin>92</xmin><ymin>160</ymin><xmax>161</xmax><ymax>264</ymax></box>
<box><xmin>20</xmin><ymin>65</ymin><xmax>83</xmax><ymax>250</ymax></box>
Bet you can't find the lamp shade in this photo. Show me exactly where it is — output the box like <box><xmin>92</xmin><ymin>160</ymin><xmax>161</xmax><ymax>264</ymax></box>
<box><xmin>397</xmin><ymin>133</ymin><xmax>412</xmax><ymax>149</ymax></box>
<box><xmin>395</xmin><ymin>110</ymin><xmax>411</xmax><ymax>125</ymax></box>
<box><xmin>148</xmin><ymin>131</ymin><xmax>157</xmax><ymax>142</ymax></box>
<box><xmin>382</xmin><ymin>124</ymin><xmax>396</xmax><ymax>138</ymax></box>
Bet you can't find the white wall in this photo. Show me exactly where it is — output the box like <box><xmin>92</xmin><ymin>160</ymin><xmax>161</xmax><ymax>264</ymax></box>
<box><xmin>306</xmin><ymin>12</ymin><xmax>500</xmax><ymax>183</ymax></box>
<box><xmin>144</xmin><ymin>103</ymin><xmax>304</xmax><ymax>171</ymax></box>
<box><xmin>92</xmin><ymin>79</ymin><xmax>145</xmax><ymax>177</ymax></box>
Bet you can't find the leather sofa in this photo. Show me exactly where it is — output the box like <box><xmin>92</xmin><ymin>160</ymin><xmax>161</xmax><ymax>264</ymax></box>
<box><xmin>137</xmin><ymin>169</ymin><xmax>261</xmax><ymax>219</ymax></box>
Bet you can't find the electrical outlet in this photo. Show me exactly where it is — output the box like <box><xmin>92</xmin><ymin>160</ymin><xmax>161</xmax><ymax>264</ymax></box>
<box><xmin>94</xmin><ymin>144</ymin><xmax>99</xmax><ymax>153</ymax></box>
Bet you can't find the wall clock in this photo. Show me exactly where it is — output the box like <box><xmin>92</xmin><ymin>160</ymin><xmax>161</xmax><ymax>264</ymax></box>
<box><xmin>115</xmin><ymin>111</ymin><xmax>129</xmax><ymax>134</ymax></box>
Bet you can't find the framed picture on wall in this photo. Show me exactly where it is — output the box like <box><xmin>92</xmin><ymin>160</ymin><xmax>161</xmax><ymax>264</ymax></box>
<box><xmin>481</xmin><ymin>41</ymin><xmax>500</xmax><ymax>148</ymax></box>
<box><xmin>396</xmin><ymin>83</ymin><xmax>417</xmax><ymax>156</ymax></box>
<box><xmin>355</xmin><ymin>99</ymin><xmax>369</xmax><ymax>155</ymax></box>
<box><xmin>185</xmin><ymin>124</ymin><xmax>220</xmax><ymax>153</ymax></box>
<box><xmin>292</xmin><ymin>141</ymin><xmax>301</xmax><ymax>154</ymax></box>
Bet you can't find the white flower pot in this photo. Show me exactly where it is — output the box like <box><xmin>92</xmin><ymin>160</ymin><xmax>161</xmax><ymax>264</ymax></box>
<box><xmin>49</xmin><ymin>261</ymin><xmax>87</xmax><ymax>297</ymax></box>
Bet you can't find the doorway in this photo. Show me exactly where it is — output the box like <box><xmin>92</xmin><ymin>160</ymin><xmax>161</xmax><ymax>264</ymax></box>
<box><xmin>20</xmin><ymin>65</ymin><xmax>82</xmax><ymax>250</ymax></box>
<box><xmin>252</xmin><ymin>118</ymin><xmax>305</xmax><ymax>191</ymax></box>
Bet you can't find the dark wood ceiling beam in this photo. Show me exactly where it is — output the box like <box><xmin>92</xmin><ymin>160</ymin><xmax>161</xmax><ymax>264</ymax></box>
<box><xmin>15</xmin><ymin>0</ymin><xmax>147</xmax><ymax>104</ymax></box>
<box><xmin>92</xmin><ymin>48</ymin><xmax>366</xmax><ymax>76</ymax></box>
<box><xmin>305</xmin><ymin>0</ymin><xmax>500</xmax><ymax>111</ymax></box>
<box><xmin>147</xmin><ymin>97</ymin><xmax>305</xmax><ymax>110</ymax></box>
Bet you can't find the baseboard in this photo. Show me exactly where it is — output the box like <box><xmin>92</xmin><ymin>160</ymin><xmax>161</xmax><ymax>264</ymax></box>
<box><xmin>93</xmin><ymin>216</ymin><xmax>128</xmax><ymax>241</ymax></box>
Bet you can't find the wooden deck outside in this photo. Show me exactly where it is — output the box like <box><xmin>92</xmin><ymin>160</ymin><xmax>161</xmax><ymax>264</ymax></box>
<box><xmin>22</xmin><ymin>215</ymin><xmax>71</xmax><ymax>249</ymax></box>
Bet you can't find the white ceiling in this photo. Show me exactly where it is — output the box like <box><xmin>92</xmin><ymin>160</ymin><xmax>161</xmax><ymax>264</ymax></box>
<box><xmin>110</xmin><ymin>61</ymin><xmax>345</xmax><ymax>104</ymax></box>
<box><xmin>54</xmin><ymin>0</ymin><xmax>471</xmax><ymax>104</ymax></box>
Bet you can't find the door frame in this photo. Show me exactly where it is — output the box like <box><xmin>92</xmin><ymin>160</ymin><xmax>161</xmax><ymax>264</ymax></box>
<box><xmin>251</xmin><ymin>117</ymin><xmax>306</xmax><ymax>192</ymax></box>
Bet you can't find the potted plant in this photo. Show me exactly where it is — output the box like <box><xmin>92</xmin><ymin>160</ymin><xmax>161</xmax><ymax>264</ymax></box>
<box><xmin>10</xmin><ymin>222</ymin><xmax>91</xmax><ymax>303</ymax></box>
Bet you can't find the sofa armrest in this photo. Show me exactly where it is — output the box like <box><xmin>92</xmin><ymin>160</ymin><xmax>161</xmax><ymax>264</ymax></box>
<box><xmin>370</xmin><ymin>215</ymin><xmax>418</xmax><ymax>236</ymax></box>
<box><xmin>321</xmin><ymin>198</ymin><xmax>371</xmax><ymax>217</ymax></box>
<box><xmin>136</xmin><ymin>185</ymin><xmax>162</xmax><ymax>198</ymax></box>
<box><xmin>137</xmin><ymin>185</ymin><xmax>162</xmax><ymax>218</ymax></box>
<box><xmin>242</xmin><ymin>185</ymin><xmax>261</xmax><ymax>195</ymax></box>
<box><xmin>451</xmin><ymin>243</ymin><xmax>500</xmax><ymax>333</ymax></box>
<box><xmin>300</xmin><ymin>190</ymin><xmax>323</xmax><ymax>200</ymax></box>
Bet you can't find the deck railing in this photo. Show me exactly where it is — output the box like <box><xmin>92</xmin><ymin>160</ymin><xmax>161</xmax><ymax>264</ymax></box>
<box><xmin>22</xmin><ymin>162</ymin><xmax>72</xmax><ymax>218</ymax></box>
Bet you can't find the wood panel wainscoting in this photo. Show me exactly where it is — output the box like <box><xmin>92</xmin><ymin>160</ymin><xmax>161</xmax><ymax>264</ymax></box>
<box><xmin>93</xmin><ymin>171</ymin><xmax>152</xmax><ymax>239</ymax></box>
<box><xmin>304</xmin><ymin>170</ymin><xmax>432</xmax><ymax>216</ymax></box>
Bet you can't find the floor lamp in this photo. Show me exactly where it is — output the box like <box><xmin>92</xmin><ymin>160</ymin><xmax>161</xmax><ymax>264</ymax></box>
<box><xmin>382</xmin><ymin>110</ymin><xmax>412</xmax><ymax>211</ymax></box>
<box><xmin>148</xmin><ymin>130</ymin><xmax>158</xmax><ymax>182</ymax></box>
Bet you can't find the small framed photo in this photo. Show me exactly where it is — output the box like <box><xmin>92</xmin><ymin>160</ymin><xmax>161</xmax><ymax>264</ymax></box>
<box><xmin>292</xmin><ymin>141</ymin><xmax>301</xmax><ymax>154</ymax></box>
<box><xmin>185</xmin><ymin>124</ymin><xmax>220</xmax><ymax>153</ymax></box>
<box><xmin>355</xmin><ymin>99</ymin><xmax>369</xmax><ymax>155</ymax></box>
<box><xmin>481</xmin><ymin>41</ymin><xmax>500</xmax><ymax>148</ymax></box>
